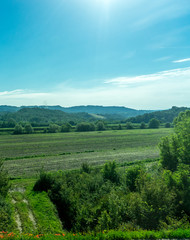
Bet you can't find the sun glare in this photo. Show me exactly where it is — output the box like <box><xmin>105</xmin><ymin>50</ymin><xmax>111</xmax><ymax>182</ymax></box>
<box><xmin>96</xmin><ymin>0</ymin><xmax>114</xmax><ymax>7</ymax></box>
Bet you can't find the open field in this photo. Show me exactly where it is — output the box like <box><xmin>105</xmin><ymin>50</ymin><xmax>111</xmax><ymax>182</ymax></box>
<box><xmin>1</xmin><ymin>128</ymin><xmax>172</xmax><ymax>177</ymax></box>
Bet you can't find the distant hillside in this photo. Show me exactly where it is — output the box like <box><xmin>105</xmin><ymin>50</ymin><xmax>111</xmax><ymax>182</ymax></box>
<box><xmin>0</xmin><ymin>107</ymin><xmax>96</xmax><ymax>125</ymax></box>
<box><xmin>0</xmin><ymin>105</ymin><xmax>18</xmax><ymax>112</ymax></box>
<box><xmin>127</xmin><ymin>106</ymin><xmax>189</xmax><ymax>123</ymax></box>
<box><xmin>0</xmin><ymin>105</ymin><xmax>154</xmax><ymax>119</ymax></box>
<box><xmin>43</xmin><ymin>105</ymin><xmax>154</xmax><ymax>118</ymax></box>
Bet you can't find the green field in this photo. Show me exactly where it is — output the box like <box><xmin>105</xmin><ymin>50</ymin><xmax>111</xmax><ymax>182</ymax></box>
<box><xmin>1</xmin><ymin>128</ymin><xmax>172</xmax><ymax>178</ymax></box>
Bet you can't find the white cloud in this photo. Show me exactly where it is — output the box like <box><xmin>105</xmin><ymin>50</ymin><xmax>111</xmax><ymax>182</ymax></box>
<box><xmin>1</xmin><ymin>67</ymin><xmax>190</xmax><ymax>110</ymax></box>
<box><xmin>105</xmin><ymin>67</ymin><xmax>190</xmax><ymax>86</ymax></box>
<box><xmin>173</xmin><ymin>58</ymin><xmax>190</xmax><ymax>63</ymax></box>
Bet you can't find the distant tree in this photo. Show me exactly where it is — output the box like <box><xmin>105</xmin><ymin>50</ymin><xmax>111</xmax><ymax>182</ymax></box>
<box><xmin>96</xmin><ymin>121</ymin><xmax>106</xmax><ymax>131</ymax></box>
<box><xmin>69</xmin><ymin>121</ymin><xmax>75</xmax><ymax>126</ymax></box>
<box><xmin>24</xmin><ymin>123</ymin><xmax>34</xmax><ymax>134</ymax></box>
<box><xmin>76</xmin><ymin>122</ymin><xmax>95</xmax><ymax>132</ymax></box>
<box><xmin>126</xmin><ymin>122</ymin><xmax>134</xmax><ymax>129</ymax></box>
<box><xmin>61</xmin><ymin>123</ymin><xmax>71</xmax><ymax>132</ymax></box>
<box><xmin>140</xmin><ymin>122</ymin><xmax>146</xmax><ymax>129</ymax></box>
<box><xmin>165</xmin><ymin>122</ymin><xmax>171</xmax><ymax>128</ymax></box>
<box><xmin>13</xmin><ymin>124</ymin><xmax>23</xmax><ymax>134</ymax></box>
<box><xmin>7</xmin><ymin>118</ymin><xmax>16</xmax><ymax>128</ymax></box>
<box><xmin>118</xmin><ymin>124</ymin><xmax>122</xmax><ymax>130</ymax></box>
<box><xmin>48</xmin><ymin>124</ymin><xmax>60</xmax><ymax>133</ymax></box>
<box><xmin>148</xmin><ymin>118</ymin><xmax>160</xmax><ymax>129</ymax></box>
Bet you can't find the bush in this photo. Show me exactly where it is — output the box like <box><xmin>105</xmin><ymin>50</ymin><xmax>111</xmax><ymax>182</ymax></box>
<box><xmin>13</xmin><ymin>124</ymin><xmax>23</xmax><ymax>134</ymax></box>
<box><xmin>61</xmin><ymin>123</ymin><xmax>71</xmax><ymax>132</ymax></box>
<box><xmin>80</xmin><ymin>162</ymin><xmax>91</xmax><ymax>174</ymax></box>
<box><xmin>126</xmin><ymin>166</ymin><xmax>141</xmax><ymax>192</ymax></box>
<box><xmin>48</xmin><ymin>124</ymin><xmax>60</xmax><ymax>133</ymax></box>
<box><xmin>0</xmin><ymin>161</ymin><xmax>11</xmax><ymax>231</ymax></box>
<box><xmin>0</xmin><ymin>161</ymin><xmax>10</xmax><ymax>197</ymax></box>
<box><xmin>102</xmin><ymin>161</ymin><xmax>120</xmax><ymax>184</ymax></box>
<box><xmin>140</xmin><ymin>122</ymin><xmax>146</xmax><ymax>129</ymax></box>
<box><xmin>0</xmin><ymin>197</ymin><xmax>12</xmax><ymax>231</ymax></box>
<box><xmin>160</xmin><ymin>110</ymin><xmax>190</xmax><ymax>170</ymax></box>
<box><xmin>126</xmin><ymin>122</ymin><xmax>133</xmax><ymax>129</ymax></box>
<box><xmin>148</xmin><ymin>118</ymin><xmax>160</xmax><ymax>129</ymax></box>
<box><xmin>33</xmin><ymin>171</ymin><xmax>55</xmax><ymax>192</ymax></box>
<box><xmin>96</xmin><ymin>121</ymin><xmax>106</xmax><ymax>131</ymax></box>
<box><xmin>76</xmin><ymin>122</ymin><xmax>95</xmax><ymax>132</ymax></box>
<box><xmin>165</xmin><ymin>122</ymin><xmax>171</xmax><ymax>128</ymax></box>
<box><xmin>24</xmin><ymin>123</ymin><xmax>34</xmax><ymax>134</ymax></box>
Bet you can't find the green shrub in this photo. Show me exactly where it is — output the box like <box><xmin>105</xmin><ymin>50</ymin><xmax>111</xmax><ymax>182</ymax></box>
<box><xmin>33</xmin><ymin>171</ymin><xmax>55</xmax><ymax>192</ymax></box>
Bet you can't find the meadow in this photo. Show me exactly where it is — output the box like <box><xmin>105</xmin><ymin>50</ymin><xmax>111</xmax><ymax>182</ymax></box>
<box><xmin>1</xmin><ymin>128</ymin><xmax>172</xmax><ymax>178</ymax></box>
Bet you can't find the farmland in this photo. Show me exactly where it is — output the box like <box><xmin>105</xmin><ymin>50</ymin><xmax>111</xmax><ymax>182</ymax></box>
<box><xmin>1</xmin><ymin>128</ymin><xmax>173</xmax><ymax>177</ymax></box>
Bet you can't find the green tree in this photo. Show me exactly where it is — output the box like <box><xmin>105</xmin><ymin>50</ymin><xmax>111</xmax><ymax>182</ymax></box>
<box><xmin>165</xmin><ymin>122</ymin><xmax>171</xmax><ymax>128</ymax></box>
<box><xmin>140</xmin><ymin>122</ymin><xmax>146</xmax><ymax>129</ymax></box>
<box><xmin>24</xmin><ymin>123</ymin><xmax>34</xmax><ymax>134</ymax></box>
<box><xmin>148</xmin><ymin>118</ymin><xmax>160</xmax><ymax>129</ymax></box>
<box><xmin>126</xmin><ymin>122</ymin><xmax>133</xmax><ymax>129</ymax></box>
<box><xmin>102</xmin><ymin>161</ymin><xmax>120</xmax><ymax>184</ymax></box>
<box><xmin>7</xmin><ymin>118</ymin><xmax>16</xmax><ymax>128</ymax></box>
<box><xmin>174</xmin><ymin>110</ymin><xmax>190</xmax><ymax>165</ymax></box>
<box><xmin>76</xmin><ymin>122</ymin><xmax>95</xmax><ymax>132</ymax></box>
<box><xmin>160</xmin><ymin>110</ymin><xmax>190</xmax><ymax>169</ymax></box>
<box><xmin>48</xmin><ymin>124</ymin><xmax>60</xmax><ymax>133</ymax></box>
<box><xmin>159</xmin><ymin>135</ymin><xmax>179</xmax><ymax>171</ymax></box>
<box><xmin>126</xmin><ymin>166</ymin><xmax>141</xmax><ymax>192</ymax></box>
<box><xmin>96</xmin><ymin>121</ymin><xmax>105</xmax><ymax>131</ymax></box>
<box><xmin>13</xmin><ymin>124</ymin><xmax>23</xmax><ymax>134</ymax></box>
<box><xmin>128</xmin><ymin>173</ymin><xmax>175</xmax><ymax>230</ymax></box>
<box><xmin>61</xmin><ymin>123</ymin><xmax>71</xmax><ymax>132</ymax></box>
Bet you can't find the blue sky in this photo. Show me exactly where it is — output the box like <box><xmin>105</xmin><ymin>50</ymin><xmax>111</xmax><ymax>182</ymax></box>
<box><xmin>1</xmin><ymin>0</ymin><xmax>190</xmax><ymax>109</ymax></box>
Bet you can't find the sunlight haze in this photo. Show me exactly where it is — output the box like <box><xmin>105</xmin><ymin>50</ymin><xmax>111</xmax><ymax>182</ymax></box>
<box><xmin>0</xmin><ymin>0</ymin><xmax>190</xmax><ymax>109</ymax></box>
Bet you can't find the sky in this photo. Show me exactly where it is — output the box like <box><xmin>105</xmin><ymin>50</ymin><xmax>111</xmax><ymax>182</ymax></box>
<box><xmin>0</xmin><ymin>0</ymin><xmax>190</xmax><ymax>109</ymax></box>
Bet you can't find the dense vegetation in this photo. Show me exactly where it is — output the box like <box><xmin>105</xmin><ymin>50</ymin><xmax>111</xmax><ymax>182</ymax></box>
<box><xmin>33</xmin><ymin>161</ymin><xmax>190</xmax><ymax>232</ymax></box>
<box><xmin>1</xmin><ymin>109</ymin><xmax>190</xmax><ymax>239</ymax></box>
<box><xmin>32</xmin><ymin>110</ymin><xmax>190</xmax><ymax>233</ymax></box>
<box><xmin>127</xmin><ymin>106</ymin><xmax>189</xmax><ymax>123</ymax></box>
<box><xmin>0</xmin><ymin>108</ymin><xmax>96</xmax><ymax>126</ymax></box>
<box><xmin>0</xmin><ymin>160</ymin><xmax>12</xmax><ymax>231</ymax></box>
<box><xmin>0</xmin><ymin>105</ymin><xmax>153</xmax><ymax>119</ymax></box>
<box><xmin>0</xmin><ymin>106</ymin><xmax>189</xmax><ymax>135</ymax></box>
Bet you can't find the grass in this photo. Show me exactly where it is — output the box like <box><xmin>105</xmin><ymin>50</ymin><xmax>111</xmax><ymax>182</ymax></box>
<box><xmin>9</xmin><ymin>179</ymin><xmax>63</xmax><ymax>234</ymax></box>
<box><xmin>2</xmin><ymin>128</ymin><xmax>172</xmax><ymax>177</ymax></box>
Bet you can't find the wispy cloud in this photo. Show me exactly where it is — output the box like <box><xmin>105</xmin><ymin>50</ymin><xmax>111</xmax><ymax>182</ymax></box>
<box><xmin>1</xmin><ymin>67</ymin><xmax>190</xmax><ymax>110</ymax></box>
<box><xmin>131</xmin><ymin>0</ymin><xmax>190</xmax><ymax>30</ymax></box>
<box><xmin>173</xmin><ymin>58</ymin><xmax>190</xmax><ymax>63</ymax></box>
<box><xmin>154</xmin><ymin>56</ymin><xmax>171</xmax><ymax>62</ymax></box>
<box><xmin>0</xmin><ymin>89</ymin><xmax>24</xmax><ymax>96</ymax></box>
<box><xmin>105</xmin><ymin>67</ymin><xmax>190</xmax><ymax>86</ymax></box>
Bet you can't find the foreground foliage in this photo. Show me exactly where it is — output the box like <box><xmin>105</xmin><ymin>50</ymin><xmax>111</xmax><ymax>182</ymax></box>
<box><xmin>33</xmin><ymin>161</ymin><xmax>190</xmax><ymax>232</ymax></box>
<box><xmin>33</xmin><ymin>111</ymin><xmax>190</xmax><ymax>232</ymax></box>
<box><xmin>1</xmin><ymin>229</ymin><xmax>190</xmax><ymax>239</ymax></box>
